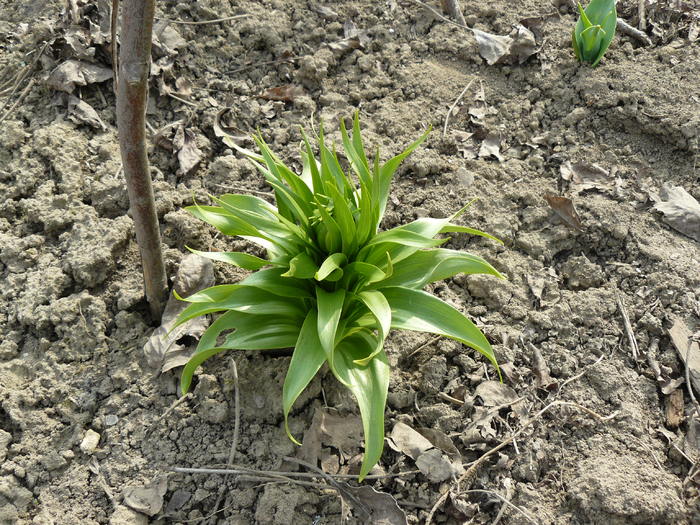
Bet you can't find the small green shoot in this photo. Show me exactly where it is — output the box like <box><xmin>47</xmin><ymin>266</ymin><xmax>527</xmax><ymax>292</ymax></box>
<box><xmin>173</xmin><ymin>115</ymin><xmax>503</xmax><ymax>480</ymax></box>
<box><xmin>572</xmin><ymin>0</ymin><xmax>617</xmax><ymax>67</ymax></box>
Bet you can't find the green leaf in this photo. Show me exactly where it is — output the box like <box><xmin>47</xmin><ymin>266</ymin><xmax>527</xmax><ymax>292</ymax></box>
<box><xmin>174</xmin><ymin>285</ymin><xmax>305</xmax><ymax>327</ymax></box>
<box><xmin>240</xmin><ymin>268</ymin><xmax>313</xmax><ymax>298</ymax></box>
<box><xmin>316</xmin><ymin>287</ymin><xmax>346</xmax><ymax>375</ymax></box>
<box><xmin>282</xmin><ymin>252</ymin><xmax>318</xmax><ymax>279</ymax></box>
<box><xmin>438</xmin><ymin>224</ymin><xmax>503</xmax><ymax>244</ymax></box>
<box><xmin>316</xmin><ymin>252</ymin><xmax>348</xmax><ymax>282</ymax></box>
<box><xmin>180</xmin><ymin>311</ymin><xmax>302</xmax><ymax>395</ymax></box>
<box><xmin>573</xmin><ymin>0</ymin><xmax>617</xmax><ymax>66</ymax></box>
<box><xmin>353</xmin><ymin>290</ymin><xmax>391</xmax><ymax>366</ymax></box>
<box><xmin>282</xmin><ymin>310</ymin><xmax>327</xmax><ymax>445</ymax></box>
<box><xmin>186</xmin><ymin>247</ymin><xmax>272</xmax><ymax>270</ymax></box>
<box><xmin>333</xmin><ymin>335</ymin><xmax>390</xmax><ymax>481</ymax></box>
<box><xmin>381</xmin><ymin>286</ymin><xmax>499</xmax><ymax>371</ymax></box>
<box><xmin>373</xmin><ymin>248</ymin><xmax>504</xmax><ymax>289</ymax></box>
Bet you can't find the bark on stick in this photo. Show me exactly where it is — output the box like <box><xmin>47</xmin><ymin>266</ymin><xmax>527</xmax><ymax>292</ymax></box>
<box><xmin>116</xmin><ymin>0</ymin><xmax>167</xmax><ymax>320</ymax></box>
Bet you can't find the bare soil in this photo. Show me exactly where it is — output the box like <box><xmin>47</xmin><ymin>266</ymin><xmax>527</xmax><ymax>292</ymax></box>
<box><xmin>1</xmin><ymin>1</ymin><xmax>699</xmax><ymax>524</ymax></box>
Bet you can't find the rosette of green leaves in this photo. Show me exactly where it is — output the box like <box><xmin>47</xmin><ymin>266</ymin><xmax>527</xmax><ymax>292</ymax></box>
<box><xmin>572</xmin><ymin>0</ymin><xmax>617</xmax><ymax>67</ymax></box>
<box><xmin>172</xmin><ymin>115</ymin><xmax>503</xmax><ymax>480</ymax></box>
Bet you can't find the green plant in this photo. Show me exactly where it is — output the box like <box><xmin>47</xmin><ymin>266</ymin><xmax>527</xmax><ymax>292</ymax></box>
<box><xmin>172</xmin><ymin>115</ymin><xmax>503</xmax><ymax>480</ymax></box>
<box><xmin>572</xmin><ymin>0</ymin><xmax>617</xmax><ymax>67</ymax></box>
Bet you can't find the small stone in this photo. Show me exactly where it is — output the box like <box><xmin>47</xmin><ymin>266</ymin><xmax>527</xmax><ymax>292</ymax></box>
<box><xmin>80</xmin><ymin>429</ymin><xmax>101</xmax><ymax>454</ymax></box>
<box><xmin>104</xmin><ymin>414</ymin><xmax>118</xmax><ymax>426</ymax></box>
<box><xmin>455</xmin><ymin>167</ymin><xmax>474</xmax><ymax>187</ymax></box>
<box><xmin>61</xmin><ymin>450</ymin><xmax>74</xmax><ymax>461</ymax></box>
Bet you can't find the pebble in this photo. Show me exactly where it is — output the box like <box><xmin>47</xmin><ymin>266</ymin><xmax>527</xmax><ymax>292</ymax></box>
<box><xmin>80</xmin><ymin>429</ymin><xmax>101</xmax><ymax>455</ymax></box>
<box><xmin>104</xmin><ymin>414</ymin><xmax>118</xmax><ymax>426</ymax></box>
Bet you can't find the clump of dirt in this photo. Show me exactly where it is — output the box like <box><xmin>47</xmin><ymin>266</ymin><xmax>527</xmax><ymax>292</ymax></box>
<box><xmin>1</xmin><ymin>0</ymin><xmax>699</xmax><ymax>524</ymax></box>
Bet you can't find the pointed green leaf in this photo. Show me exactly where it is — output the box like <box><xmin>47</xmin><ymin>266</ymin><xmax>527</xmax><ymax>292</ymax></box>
<box><xmin>315</xmin><ymin>252</ymin><xmax>347</xmax><ymax>282</ymax></box>
<box><xmin>240</xmin><ymin>268</ymin><xmax>313</xmax><ymax>298</ymax></box>
<box><xmin>353</xmin><ymin>290</ymin><xmax>391</xmax><ymax>366</ymax></box>
<box><xmin>333</xmin><ymin>336</ymin><xmax>390</xmax><ymax>481</ymax></box>
<box><xmin>186</xmin><ymin>247</ymin><xmax>272</xmax><ymax>270</ymax></box>
<box><xmin>381</xmin><ymin>286</ymin><xmax>499</xmax><ymax>371</ymax></box>
<box><xmin>282</xmin><ymin>252</ymin><xmax>318</xmax><ymax>279</ymax></box>
<box><xmin>282</xmin><ymin>310</ymin><xmax>327</xmax><ymax>445</ymax></box>
<box><xmin>316</xmin><ymin>287</ymin><xmax>346</xmax><ymax>374</ymax></box>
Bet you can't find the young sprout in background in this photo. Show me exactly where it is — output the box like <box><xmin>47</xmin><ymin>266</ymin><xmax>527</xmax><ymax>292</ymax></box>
<box><xmin>172</xmin><ymin>115</ymin><xmax>503</xmax><ymax>480</ymax></box>
<box><xmin>572</xmin><ymin>0</ymin><xmax>617</xmax><ymax>67</ymax></box>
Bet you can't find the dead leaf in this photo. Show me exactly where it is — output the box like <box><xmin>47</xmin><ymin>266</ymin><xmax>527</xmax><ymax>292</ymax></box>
<box><xmin>472</xmin><ymin>29</ymin><xmax>511</xmax><ymax>65</ymax></box>
<box><xmin>67</xmin><ymin>95</ymin><xmax>106</xmax><ymax>131</ymax></box>
<box><xmin>543</xmin><ymin>193</ymin><xmax>584</xmax><ymax>231</ymax></box>
<box><xmin>668</xmin><ymin>318</ymin><xmax>700</xmax><ymax>394</ymax></box>
<box><xmin>258</xmin><ymin>85</ymin><xmax>304</xmax><ymax>102</ymax></box>
<box><xmin>173</xmin><ymin>127</ymin><xmax>203</xmax><ymax>175</ymax></box>
<box><xmin>665</xmin><ymin>388</ymin><xmax>684</xmax><ymax>429</ymax></box>
<box><xmin>472</xmin><ymin>25</ymin><xmax>537</xmax><ymax>65</ymax></box>
<box><xmin>475</xmin><ymin>381</ymin><xmax>521</xmax><ymax>408</ymax></box>
<box><xmin>47</xmin><ymin>59</ymin><xmax>113</xmax><ymax>93</ymax></box>
<box><xmin>335</xmin><ymin>483</ymin><xmax>407</xmax><ymax>525</ymax></box>
<box><xmin>478</xmin><ymin>133</ymin><xmax>503</xmax><ymax>162</ymax></box>
<box><xmin>143</xmin><ymin>254</ymin><xmax>214</xmax><ymax>371</ymax></box>
<box><xmin>327</xmin><ymin>23</ymin><xmax>370</xmax><ymax>57</ymax></box>
<box><xmin>300</xmin><ymin>408</ymin><xmax>363</xmax><ymax>465</ymax></box>
<box><xmin>529</xmin><ymin>343</ymin><xmax>558</xmax><ymax>391</ymax></box>
<box><xmin>213</xmin><ymin>108</ymin><xmax>250</xmax><ymax>146</ymax></box>
<box><xmin>415</xmin><ymin>449</ymin><xmax>454</xmax><ymax>483</ymax></box>
<box><xmin>387</xmin><ymin>422</ymin><xmax>432</xmax><ymax>460</ymax></box>
<box><xmin>561</xmin><ymin>161</ymin><xmax>614</xmax><ymax>192</ymax></box>
<box><xmin>152</xmin><ymin>21</ymin><xmax>186</xmax><ymax>57</ymax></box>
<box><xmin>123</xmin><ymin>476</ymin><xmax>168</xmax><ymax>517</ymax></box>
<box><xmin>509</xmin><ymin>25</ymin><xmax>538</xmax><ymax>64</ymax></box>
<box><xmin>653</xmin><ymin>184</ymin><xmax>700</xmax><ymax>242</ymax></box>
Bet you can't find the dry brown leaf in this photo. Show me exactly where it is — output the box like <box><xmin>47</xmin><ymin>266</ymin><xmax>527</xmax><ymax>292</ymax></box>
<box><xmin>478</xmin><ymin>133</ymin><xmax>503</xmax><ymax>162</ymax></box>
<box><xmin>653</xmin><ymin>184</ymin><xmax>700</xmax><ymax>242</ymax></box>
<box><xmin>665</xmin><ymin>388</ymin><xmax>684</xmax><ymax>429</ymax></box>
<box><xmin>544</xmin><ymin>193</ymin><xmax>584</xmax><ymax>231</ymax></box>
<box><xmin>561</xmin><ymin>161</ymin><xmax>614</xmax><ymax>192</ymax></box>
<box><xmin>472</xmin><ymin>25</ymin><xmax>537</xmax><ymax>65</ymax></box>
<box><xmin>143</xmin><ymin>254</ymin><xmax>214</xmax><ymax>371</ymax></box>
<box><xmin>122</xmin><ymin>476</ymin><xmax>168</xmax><ymax>517</ymax></box>
<box><xmin>668</xmin><ymin>318</ymin><xmax>700</xmax><ymax>394</ymax></box>
<box><xmin>335</xmin><ymin>483</ymin><xmax>407</xmax><ymax>525</ymax></box>
<box><xmin>46</xmin><ymin>59</ymin><xmax>113</xmax><ymax>93</ymax></box>
<box><xmin>530</xmin><ymin>343</ymin><xmax>558</xmax><ymax>391</ymax></box>
<box><xmin>152</xmin><ymin>21</ymin><xmax>187</xmax><ymax>57</ymax></box>
<box><xmin>387</xmin><ymin>422</ymin><xmax>432</xmax><ymax>460</ymax></box>
<box><xmin>67</xmin><ymin>95</ymin><xmax>106</xmax><ymax>131</ymax></box>
<box><xmin>300</xmin><ymin>408</ymin><xmax>363</xmax><ymax>464</ymax></box>
<box><xmin>173</xmin><ymin>127</ymin><xmax>203</xmax><ymax>175</ymax></box>
<box><xmin>258</xmin><ymin>85</ymin><xmax>305</xmax><ymax>102</ymax></box>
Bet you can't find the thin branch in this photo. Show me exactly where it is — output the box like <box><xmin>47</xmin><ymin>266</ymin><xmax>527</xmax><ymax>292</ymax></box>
<box><xmin>443</xmin><ymin>78</ymin><xmax>475</xmax><ymax>136</ymax></box>
<box><xmin>155</xmin><ymin>14</ymin><xmax>250</xmax><ymax>25</ymax></box>
<box><xmin>116</xmin><ymin>0</ymin><xmax>167</xmax><ymax>320</ymax></box>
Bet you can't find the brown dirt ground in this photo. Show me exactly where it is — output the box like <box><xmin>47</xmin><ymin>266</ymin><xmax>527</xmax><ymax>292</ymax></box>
<box><xmin>0</xmin><ymin>0</ymin><xmax>699</xmax><ymax>524</ymax></box>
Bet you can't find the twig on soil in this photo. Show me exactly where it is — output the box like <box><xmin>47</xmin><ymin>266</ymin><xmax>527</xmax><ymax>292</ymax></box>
<box><xmin>443</xmin><ymin>78</ymin><xmax>476</xmax><ymax>137</ymax></box>
<box><xmin>424</xmin><ymin>400</ymin><xmax>618</xmax><ymax>525</ymax></box>
<box><xmin>111</xmin><ymin>0</ymin><xmax>119</xmax><ymax>92</ymax></box>
<box><xmin>171</xmin><ymin>465</ymin><xmax>420</xmax><ymax>480</ymax></box>
<box><xmin>638</xmin><ymin>0</ymin><xmax>647</xmax><ymax>31</ymax></box>
<box><xmin>405</xmin><ymin>0</ymin><xmax>467</xmax><ymax>29</ymax></box>
<box><xmin>618</xmin><ymin>19</ymin><xmax>653</xmax><ymax>47</ymax></box>
<box><xmin>407</xmin><ymin>335</ymin><xmax>441</xmax><ymax>358</ymax></box>
<box><xmin>146</xmin><ymin>393</ymin><xmax>193</xmax><ymax>436</ymax></box>
<box><xmin>462</xmin><ymin>489</ymin><xmax>538</xmax><ymax>525</ymax></box>
<box><xmin>438</xmin><ymin>391</ymin><xmax>464</xmax><ymax>406</ymax></box>
<box><xmin>0</xmin><ymin>78</ymin><xmax>35</xmax><ymax>125</ymax></box>
<box><xmin>616</xmin><ymin>293</ymin><xmax>639</xmax><ymax>361</ymax></box>
<box><xmin>89</xmin><ymin>457</ymin><xmax>118</xmax><ymax>509</ymax></box>
<box><xmin>205</xmin><ymin>359</ymin><xmax>241</xmax><ymax>525</ymax></box>
<box><xmin>155</xmin><ymin>14</ymin><xmax>251</xmax><ymax>25</ymax></box>
<box><xmin>440</xmin><ymin>0</ymin><xmax>467</xmax><ymax>27</ymax></box>
<box><xmin>558</xmin><ymin>353</ymin><xmax>604</xmax><ymax>392</ymax></box>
